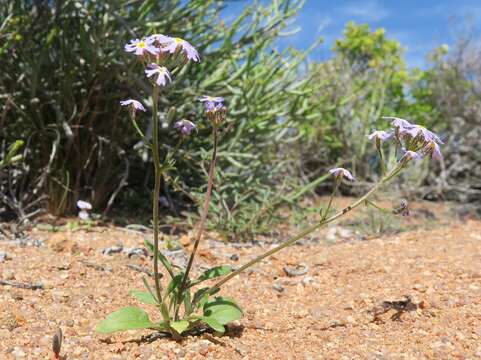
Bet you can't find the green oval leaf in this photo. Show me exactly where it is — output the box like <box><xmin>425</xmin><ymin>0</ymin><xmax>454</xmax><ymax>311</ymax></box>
<box><xmin>170</xmin><ymin>320</ymin><xmax>190</xmax><ymax>334</ymax></box>
<box><xmin>201</xmin><ymin>316</ymin><xmax>225</xmax><ymax>333</ymax></box>
<box><xmin>129</xmin><ymin>290</ymin><xmax>159</xmax><ymax>305</ymax></box>
<box><xmin>95</xmin><ymin>307</ymin><xmax>154</xmax><ymax>334</ymax></box>
<box><xmin>203</xmin><ymin>297</ymin><xmax>243</xmax><ymax>325</ymax></box>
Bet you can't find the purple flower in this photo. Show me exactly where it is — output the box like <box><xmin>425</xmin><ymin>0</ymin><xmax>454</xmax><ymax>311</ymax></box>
<box><xmin>145</xmin><ymin>64</ymin><xmax>172</xmax><ymax>87</ymax></box>
<box><xmin>199</xmin><ymin>95</ymin><xmax>224</xmax><ymax>111</ymax></box>
<box><xmin>328</xmin><ymin>167</ymin><xmax>356</xmax><ymax>181</ymax></box>
<box><xmin>401</xmin><ymin>150</ymin><xmax>423</xmax><ymax>162</ymax></box>
<box><xmin>403</xmin><ymin>125</ymin><xmax>443</xmax><ymax>144</ymax></box>
<box><xmin>174</xmin><ymin>120</ymin><xmax>197</xmax><ymax>135</ymax></box>
<box><xmin>393</xmin><ymin>199</ymin><xmax>410</xmax><ymax>216</ymax></box>
<box><xmin>423</xmin><ymin>141</ymin><xmax>443</xmax><ymax>161</ymax></box>
<box><xmin>77</xmin><ymin>200</ymin><xmax>92</xmax><ymax>220</ymax></box>
<box><xmin>77</xmin><ymin>200</ymin><xmax>92</xmax><ymax>210</ymax></box>
<box><xmin>146</xmin><ymin>33</ymin><xmax>172</xmax><ymax>44</ymax></box>
<box><xmin>161</xmin><ymin>37</ymin><xmax>200</xmax><ymax>62</ymax></box>
<box><xmin>383</xmin><ymin>116</ymin><xmax>413</xmax><ymax>130</ymax></box>
<box><xmin>199</xmin><ymin>95</ymin><xmax>224</xmax><ymax>104</ymax></box>
<box><xmin>367</xmin><ymin>130</ymin><xmax>392</xmax><ymax>142</ymax></box>
<box><xmin>206</xmin><ymin>102</ymin><xmax>226</xmax><ymax>113</ymax></box>
<box><xmin>124</xmin><ymin>38</ymin><xmax>159</xmax><ymax>56</ymax></box>
<box><xmin>120</xmin><ymin>99</ymin><xmax>146</xmax><ymax>112</ymax></box>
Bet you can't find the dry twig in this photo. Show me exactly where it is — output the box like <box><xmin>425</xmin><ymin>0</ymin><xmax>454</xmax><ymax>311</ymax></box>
<box><xmin>0</xmin><ymin>279</ymin><xmax>44</xmax><ymax>290</ymax></box>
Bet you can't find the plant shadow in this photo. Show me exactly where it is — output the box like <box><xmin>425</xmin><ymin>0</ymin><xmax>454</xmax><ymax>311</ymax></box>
<box><xmin>119</xmin><ymin>324</ymin><xmax>245</xmax><ymax>345</ymax></box>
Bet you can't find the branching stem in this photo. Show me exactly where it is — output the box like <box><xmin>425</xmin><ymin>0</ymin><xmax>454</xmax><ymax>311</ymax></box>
<box><xmin>213</xmin><ymin>161</ymin><xmax>405</xmax><ymax>289</ymax></box>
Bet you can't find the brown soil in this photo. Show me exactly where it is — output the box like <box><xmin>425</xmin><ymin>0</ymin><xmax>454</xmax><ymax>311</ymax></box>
<box><xmin>1</xmin><ymin>202</ymin><xmax>480</xmax><ymax>359</ymax></box>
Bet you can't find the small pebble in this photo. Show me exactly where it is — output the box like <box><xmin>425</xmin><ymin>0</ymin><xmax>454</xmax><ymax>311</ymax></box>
<box><xmin>283</xmin><ymin>263</ymin><xmax>308</xmax><ymax>277</ymax></box>
<box><xmin>234</xmin><ymin>343</ymin><xmax>248</xmax><ymax>357</ymax></box>
<box><xmin>272</xmin><ymin>282</ymin><xmax>284</xmax><ymax>293</ymax></box>
<box><xmin>101</xmin><ymin>245</ymin><xmax>123</xmax><ymax>255</ymax></box>
<box><xmin>301</xmin><ymin>276</ymin><xmax>316</xmax><ymax>285</ymax></box>
<box><xmin>123</xmin><ymin>247</ymin><xmax>148</xmax><ymax>258</ymax></box>
<box><xmin>13</xmin><ymin>346</ymin><xmax>25</xmax><ymax>358</ymax></box>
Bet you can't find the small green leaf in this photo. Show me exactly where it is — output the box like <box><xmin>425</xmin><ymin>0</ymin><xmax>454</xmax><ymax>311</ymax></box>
<box><xmin>192</xmin><ymin>287</ymin><xmax>210</xmax><ymax>310</ymax></box>
<box><xmin>183</xmin><ymin>290</ymin><xmax>193</xmax><ymax>316</ymax></box>
<box><xmin>170</xmin><ymin>320</ymin><xmax>190</xmax><ymax>334</ymax></box>
<box><xmin>201</xmin><ymin>316</ymin><xmax>225</xmax><ymax>333</ymax></box>
<box><xmin>157</xmin><ymin>321</ymin><xmax>169</xmax><ymax>331</ymax></box>
<box><xmin>129</xmin><ymin>290</ymin><xmax>159</xmax><ymax>305</ymax></box>
<box><xmin>194</xmin><ymin>265</ymin><xmax>232</xmax><ymax>284</ymax></box>
<box><xmin>165</xmin><ymin>274</ymin><xmax>184</xmax><ymax>297</ymax></box>
<box><xmin>142</xmin><ymin>277</ymin><xmax>160</xmax><ymax>302</ymax></box>
<box><xmin>160</xmin><ymin>302</ymin><xmax>170</xmax><ymax>322</ymax></box>
<box><xmin>144</xmin><ymin>239</ymin><xmax>174</xmax><ymax>278</ymax></box>
<box><xmin>95</xmin><ymin>307</ymin><xmax>155</xmax><ymax>333</ymax></box>
<box><xmin>203</xmin><ymin>297</ymin><xmax>243</xmax><ymax>325</ymax></box>
<box><xmin>192</xmin><ymin>287</ymin><xmax>220</xmax><ymax>310</ymax></box>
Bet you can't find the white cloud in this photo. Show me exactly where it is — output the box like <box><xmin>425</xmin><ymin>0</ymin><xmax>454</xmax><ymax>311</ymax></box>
<box><xmin>340</xmin><ymin>0</ymin><xmax>389</xmax><ymax>22</ymax></box>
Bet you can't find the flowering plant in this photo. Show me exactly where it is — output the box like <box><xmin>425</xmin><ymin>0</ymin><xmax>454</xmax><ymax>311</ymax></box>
<box><xmin>96</xmin><ymin>34</ymin><xmax>239</xmax><ymax>337</ymax></box>
<box><xmin>95</xmin><ymin>33</ymin><xmax>443</xmax><ymax>339</ymax></box>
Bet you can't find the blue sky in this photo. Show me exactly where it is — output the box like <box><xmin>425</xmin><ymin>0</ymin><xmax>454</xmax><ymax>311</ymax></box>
<box><xmin>222</xmin><ymin>0</ymin><xmax>481</xmax><ymax>68</ymax></box>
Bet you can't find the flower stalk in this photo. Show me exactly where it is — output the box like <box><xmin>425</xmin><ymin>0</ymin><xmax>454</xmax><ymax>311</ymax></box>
<box><xmin>151</xmin><ymin>85</ymin><xmax>163</xmax><ymax>305</ymax></box>
<box><xmin>175</xmin><ymin>125</ymin><xmax>219</xmax><ymax>318</ymax></box>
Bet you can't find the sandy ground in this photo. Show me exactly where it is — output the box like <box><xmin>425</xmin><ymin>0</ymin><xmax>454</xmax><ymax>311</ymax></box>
<box><xmin>0</xmin><ymin>201</ymin><xmax>480</xmax><ymax>359</ymax></box>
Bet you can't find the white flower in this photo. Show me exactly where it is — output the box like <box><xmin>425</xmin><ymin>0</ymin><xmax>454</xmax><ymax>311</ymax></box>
<box><xmin>78</xmin><ymin>210</ymin><xmax>90</xmax><ymax>220</ymax></box>
<box><xmin>77</xmin><ymin>200</ymin><xmax>92</xmax><ymax>210</ymax></box>
<box><xmin>145</xmin><ymin>64</ymin><xmax>172</xmax><ymax>87</ymax></box>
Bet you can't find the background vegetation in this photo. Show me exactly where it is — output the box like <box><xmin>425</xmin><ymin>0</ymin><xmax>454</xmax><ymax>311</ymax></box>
<box><xmin>1</xmin><ymin>0</ymin><xmax>480</xmax><ymax>240</ymax></box>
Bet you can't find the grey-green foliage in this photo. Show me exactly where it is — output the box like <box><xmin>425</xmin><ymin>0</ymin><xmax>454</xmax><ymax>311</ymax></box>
<box><xmin>303</xmin><ymin>23</ymin><xmax>410</xmax><ymax>184</ymax></box>
<box><xmin>0</xmin><ymin>0</ymin><xmax>321</xmax><ymax>233</ymax></box>
<box><xmin>412</xmin><ymin>41</ymin><xmax>481</xmax><ymax>209</ymax></box>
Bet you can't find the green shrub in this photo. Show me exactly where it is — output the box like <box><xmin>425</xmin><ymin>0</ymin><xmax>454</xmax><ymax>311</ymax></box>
<box><xmin>0</xmin><ymin>0</ymin><xmax>322</xmax><ymax>237</ymax></box>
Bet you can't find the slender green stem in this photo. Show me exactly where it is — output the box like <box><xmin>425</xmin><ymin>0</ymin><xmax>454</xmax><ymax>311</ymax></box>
<box><xmin>365</xmin><ymin>199</ymin><xmax>392</xmax><ymax>214</ymax></box>
<box><xmin>130</xmin><ymin>113</ymin><xmax>150</xmax><ymax>145</ymax></box>
<box><xmin>175</xmin><ymin>126</ymin><xmax>219</xmax><ymax>319</ymax></box>
<box><xmin>151</xmin><ymin>85</ymin><xmax>162</xmax><ymax>304</ymax></box>
<box><xmin>377</xmin><ymin>143</ymin><xmax>386</xmax><ymax>176</ymax></box>
<box><xmin>213</xmin><ymin>161</ymin><xmax>405</xmax><ymax>289</ymax></box>
<box><xmin>322</xmin><ymin>181</ymin><xmax>339</xmax><ymax>221</ymax></box>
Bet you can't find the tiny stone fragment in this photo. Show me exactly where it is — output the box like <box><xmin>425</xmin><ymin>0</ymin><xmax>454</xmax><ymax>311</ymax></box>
<box><xmin>272</xmin><ymin>282</ymin><xmax>284</xmax><ymax>292</ymax></box>
<box><xmin>101</xmin><ymin>245</ymin><xmax>123</xmax><ymax>255</ymax></box>
<box><xmin>123</xmin><ymin>247</ymin><xmax>148</xmax><ymax>258</ymax></box>
<box><xmin>283</xmin><ymin>263</ymin><xmax>309</xmax><ymax>277</ymax></box>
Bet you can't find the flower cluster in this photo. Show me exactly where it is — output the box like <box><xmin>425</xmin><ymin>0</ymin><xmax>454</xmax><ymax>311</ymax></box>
<box><xmin>327</xmin><ymin>117</ymin><xmax>442</xmax><ymax>186</ymax></box>
<box><xmin>125</xmin><ymin>34</ymin><xmax>199</xmax><ymax>62</ymax></box>
<box><xmin>120</xmin><ymin>34</ymin><xmax>221</xmax><ymax>136</ymax></box>
<box><xmin>378</xmin><ymin>117</ymin><xmax>443</xmax><ymax>162</ymax></box>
